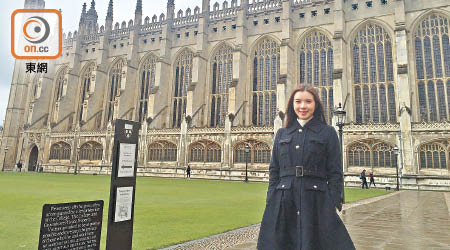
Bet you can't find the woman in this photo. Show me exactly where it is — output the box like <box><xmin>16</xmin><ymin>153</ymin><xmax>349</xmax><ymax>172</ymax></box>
<box><xmin>369</xmin><ymin>171</ymin><xmax>376</xmax><ymax>187</ymax></box>
<box><xmin>257</xmin><ymin>84</ymin><xmax>355</xmax><ymax>250</ymax></box>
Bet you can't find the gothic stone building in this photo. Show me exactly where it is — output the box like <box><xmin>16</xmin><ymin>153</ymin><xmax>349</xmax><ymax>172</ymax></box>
<box><xmin>2</xmin><ymin>0</ymin><xmax>450</xmax><ymax>190</ymax></box>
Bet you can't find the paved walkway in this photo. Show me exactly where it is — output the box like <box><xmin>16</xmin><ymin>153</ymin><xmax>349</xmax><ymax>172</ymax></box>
<box><xmin>163</xmin><ymin>191</ymin><xmax>450</xmax><ymax>250</ymax></box>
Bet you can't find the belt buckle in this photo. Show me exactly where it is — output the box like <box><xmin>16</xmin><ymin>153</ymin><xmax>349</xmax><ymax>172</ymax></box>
<box><xmin>296</xmin><ymin>166</ymin><xmax>304</xmax><ymax>177</ymax></box>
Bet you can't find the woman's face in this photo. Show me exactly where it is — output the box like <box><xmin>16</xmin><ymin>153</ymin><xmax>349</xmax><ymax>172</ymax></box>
<box><xmin>293</xmin><ymin>90</ymin><xmax>315</xmax><ymax>120</ymax></box>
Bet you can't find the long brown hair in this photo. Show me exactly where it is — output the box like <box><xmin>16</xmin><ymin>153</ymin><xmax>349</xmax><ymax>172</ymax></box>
<box><xmin>284</xmin><ymin>84</ymin><xmax>326</xmax><ymax>127</ymax></box>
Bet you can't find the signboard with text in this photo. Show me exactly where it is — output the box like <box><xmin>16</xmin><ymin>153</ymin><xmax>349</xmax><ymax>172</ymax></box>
<box><xmin>38</xmin><ymin>200</ymin><xmax>103</xmax><ymax>250</ymax></box>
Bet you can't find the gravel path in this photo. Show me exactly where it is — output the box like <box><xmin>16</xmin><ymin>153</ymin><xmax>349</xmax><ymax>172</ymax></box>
<box><xmin>159</xmin><ymin>224</ymin><xmax>260</xmax><ymax>250</ymax></box>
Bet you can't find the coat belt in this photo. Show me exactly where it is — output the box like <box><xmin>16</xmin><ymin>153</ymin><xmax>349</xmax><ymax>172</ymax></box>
<box><xmin>280</xmin><ymin>166</ymin><xmax>326</xmax><ymax>179</ymax></box>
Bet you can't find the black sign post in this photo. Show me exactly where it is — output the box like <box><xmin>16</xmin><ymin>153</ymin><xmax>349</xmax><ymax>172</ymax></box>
<box><xmin>106</xmin><ymin>119</ymin><xmax>140</xmax><ymax>250</ymax></box>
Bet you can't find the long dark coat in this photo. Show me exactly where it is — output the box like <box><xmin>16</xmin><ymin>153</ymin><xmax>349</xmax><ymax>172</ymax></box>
<box><xmin>257</xmin><ymin>117</ymin><xmax>355</xmax><ymax>250</ymax></box>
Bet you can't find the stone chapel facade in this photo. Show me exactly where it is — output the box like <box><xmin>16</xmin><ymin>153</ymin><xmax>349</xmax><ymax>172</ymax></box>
<box><xmin>2</xmin><ymin>0</ymin><xmax>450</xmax><ymax>190</ymax></box>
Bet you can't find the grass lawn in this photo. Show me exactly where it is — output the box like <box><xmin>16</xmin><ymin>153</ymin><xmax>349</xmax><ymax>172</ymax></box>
<box><xmin>0</xmin><ymin>172</ymin><xmax>390</xmax><ymax>250</ymax></box>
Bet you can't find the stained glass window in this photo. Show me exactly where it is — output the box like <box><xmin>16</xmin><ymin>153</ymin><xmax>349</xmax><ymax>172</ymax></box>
<box><xmin>79</xmin><ymin>63</ymin><xmax>95</xmax><ymax>123</ymax></box>
<box><xmin>189</xmin><ymin>140</ymin><xmax>221</xmax><ymax>162</ymax></box>
<box><xmin>52</xmin><ymin>67</ymin><xmax>68</xmax><ymax>123</ymax></box>
<box><xmin>419</xmin><ymin>141</ymin><xmax>447</xmax><ymax>169</ymax></box>
<box><xmin>414</xmin><ymin>14</ymin><xmax>450</xmax><ymax>121</ymax></box>
<box><xmin>252</xmin><ymin>39</ymin><xmax>279</xmax><ymax>126</ymax></box>
<box><xmin>172</xmin><ymin>49</ymin><xmax>193</xmax><ymax>127</ymax></box>
<box><xmin>299</xmin><ymin>31</ymin><xmax>334</xmax><ymax>124</ymax></box>
<box><xmin>139</xmin><ymin>55</ymin><xmax>157</xmax><ymax>123</ymax></box>
<box><xmin>149</xmin><ymin>141</ymin><xmax>177</xmax><ymax>161</ymax></box>
<box><xmin>347</xmin><ymin>143</ymin><xmax>370</xmax><ymax>167</ymax></box>
<box><xmin>80</xmin><ymin>141</ymin><xmax>103</xmax><ymax>161</ymax></box>
<box><xmin>210</xmin><ymin>45</ymin><xmax>232</xmax><ymax>127</ymax></box>
<box><xmin>352</xmin><ymin>23</ymin><xmax>396</xmax><ymax>123</ymax></box>
<box><xmin>107</xmin><ymin>59</ymin><xmax>124</xmax><ymax>123</ymax></box>
<box><xmin>234</xmin><ymin>140</ymin><xmax>270</xmax><ymax>164</ymax></box>
<box><xmin>347</xmin><ymin>141</ymin><xmax>395</xmax><ymax>168</ymax></box>
<box><xmin>49</xmin><ymin>142</ymin><xmax>71</xmax><ymax>160</ymax></box>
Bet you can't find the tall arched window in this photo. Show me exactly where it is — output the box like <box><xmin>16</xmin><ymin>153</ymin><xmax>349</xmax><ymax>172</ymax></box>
<box><xmin>188</xmin><ymin>140</ymin><xmax>221</xmax><ymax>162</ymax></box>
<box><xmin>173</xmin><ymin>49</ymin><xmax>193</xmax><ymax>127</ymax></box>
<box><xmin>148</xmin><ymin>141</ymin><xmax>177</xmax><ymax>161</ymax></box>
<box><xmin>55</xmin><ymin>68</ymin><xmax>66</xmax><ymax>102</ymax></box>
<box><xmin>234</xmin><ymin>140</ymin><xmax>271</xmax><ymax>164</ymax></box>
<box><xmin>419</xmin><ymin>140</ymin><xmax>448</xmax><ymax>169</ymax></box>
<box><xmin>49</xmin><ymin>142</ymin><xmax>71</xmax><ymax>160</ymax></box>
<box><xmin>52</xmin><ymin>67</ymin><xmax>67</xmax><ymax>122</ymax></box>
<box><xmin>32</xmin><ymin>74</ymin><xmax>42</xmax><ymax>100</ymax></box>
<box><xmin>299</xmin><ymin>31</ymin><xmax>334</xmax><ymax>124</ymax></box>
<box><xmin>414</xmin><ymin>14</ymin><xmax>450</xmax><ymax>121</ymax></box>
<box><xmin>80</xmin><ymin>141</ymin><xmax>103</xmax><ymax>161</ymax></box>
<box><xmin>139</xmin><ymin>55</ymin><xmax>157</xmax><ymax>122</ymax></box>
<box><xmin>352</xmin><ymin>23</ymin><xmax>396</xmax><ymax>123</ymax></box>
<box><xmin>252</xmin><ymin>38</ymin><xmax>279</xmax><ymax>126</ymax></box>
<box><xmin>79</xmin><ymin>63</ymin><xmax>95</xmax><ymax>124</ymax></box>
<box><xmin>107</xmin><ymin>59</ymin><xmax>125</xmax><ymax>123</ymax></box>
<box><xmin>28</xmin><ymin>75</ymin><xmax>42</xmax><ymax>124</ymax></box>
<box><xmin>210</xmin><ymin>44</ymin><xmax>233</xmax><ymax>127</ymax></box>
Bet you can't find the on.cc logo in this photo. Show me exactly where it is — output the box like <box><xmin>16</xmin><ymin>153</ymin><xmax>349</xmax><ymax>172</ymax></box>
<box><xmin>22</xmin><ymin>16</ymin><xmax>50</xmax><ymax>44</ymax></box>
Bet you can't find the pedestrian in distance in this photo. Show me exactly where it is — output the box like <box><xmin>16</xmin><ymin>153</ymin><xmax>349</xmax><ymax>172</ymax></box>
<box><xmin>369</xmin><ymin>171</ymin><xmax>376</xmax><ymax>188</ymax></box>
<box><xmin>186</xmin><ymin>165</ymin><xmax>191</xmax><ymax>180</ymax></box>
<box><xmin>257</xmin><ymin>84</ymin><xmax>355</xmax><ymax>250</ymax></box>
<box><xmin>16</xmin><ymin>161</ymin><xmax>23</xmax><ymax>172</ymax></box>
<box><xmin>360</xmin><ymin>169</ymin><xmax>368</xmax><ymax>189</ymax></box>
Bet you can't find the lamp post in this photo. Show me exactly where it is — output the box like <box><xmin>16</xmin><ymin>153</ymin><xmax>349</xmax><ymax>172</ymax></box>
<box><xmin>393</xmin><ymin>146</ymin><xmax>400</xmax><ymax>191</ymax></box>
<box><xmin>74</xmin><ymin>146</ymin><xmax>81</xmax><ymax>175</ymax></box>
<box><xmin>244</xmin><ymin>144</ymin><xmax>250</xmax><ymax>183</ymax></box>
<box><xmin>1</xmin><ymin>146</ymin><xmax>9</xmax><ymax>171</ymax></box>
<box><xmin>333</xmin><ymin>103</ymin><xmax>346</xmax><ymax>204</ymax></box>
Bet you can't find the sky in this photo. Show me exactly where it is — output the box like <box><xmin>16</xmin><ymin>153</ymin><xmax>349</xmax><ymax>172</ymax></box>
<box><xmin>0</xmin><ymin>0</ymin><xmax>203</xmax><ymax>126</ymax></box>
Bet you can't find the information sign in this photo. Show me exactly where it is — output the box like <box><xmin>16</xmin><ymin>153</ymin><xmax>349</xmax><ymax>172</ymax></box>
<box><xmin>38</xmin><ymin>200</ymin><xmax>103</xmax><ymax>250</ymax></box>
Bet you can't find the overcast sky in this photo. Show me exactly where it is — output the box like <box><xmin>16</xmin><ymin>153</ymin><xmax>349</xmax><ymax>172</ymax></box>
<box><xmin>0</xmin><ymin>0</ymin><xmax>203</xmax><ymax>126</ymax></box>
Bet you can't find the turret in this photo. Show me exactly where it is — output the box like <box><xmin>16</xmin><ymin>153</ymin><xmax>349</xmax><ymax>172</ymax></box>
<box><xmin>105</xmin><ymin>0</ymin><xmax>113</xmax><ymax>31</ymax></box>
<box><xmin>134</xmin><ymin>0</ymin><xmax>142</xmax><ymax>26</ymax></box>
<box><xmin>24</xmin><ymin>0</ymin><xmax>45</xmax><ymax>9</ymax></box>
<box><xmin>202</xmin><ymin>0</ymin><xmax>210</xmax><ymax>13</ymax></box>
<box><xmin>167</xmin><ymin>0</ymin><xmax>175</xmax><ymax>20</ymax></box>
<box><xmin>79</xmin><ymin>0</ymin><xmax>98</xmax><ymax>35</ymax></box>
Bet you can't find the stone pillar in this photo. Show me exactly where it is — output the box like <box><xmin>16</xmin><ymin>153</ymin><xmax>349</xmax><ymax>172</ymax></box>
<box><xmin>332</xmin><ymin>0</ymin><xmax>347</xmax><ymax>115</ymax></box>
<box><xmin>42</xmin><ymin>130</ymin><xmax>51</xmax><ymax>165</ymax></box>
<box><xmin>274</xmin><ymin>115</ymin><xmax>283</xmax><ymax>135</ymax></box>
<box><xmin>230</xmin><ymin>0</ymin><xmax>248</xmax><ymax>126</ymax></box>
<box><xmin>142</xmin><ymin>123</ymin><xmax>148</xmax><ymax>169</ymax></box>
<box><xmin>149</xmin><ymin>12</ymin><xmax>173</xmax><ymax>129</ymax></box>
<box><xmin>278</xmin><ymin>0</ymin><xmax>294</xmax><ymax>112</ymax></box>
<box><xmin>224</xmin><ymin>117</ymin><xmax>232</xmax><ymax>168</ymax></box>
<box><xmin>332</xmin><ymin>0</ymin><xmax>348</xmax><ymax>172</ymax></box>
<box><xmin>104</xmin><ymin>123</ymin><xmax>113</xmax><ymax>165</ymax></box>
<box><xmin>394</xmin><ymin>0</ymin><xmax>415</xmax><ymax>175</ymax></box>
<box><xmin>187</xmin><ymin>5</ymin><xmax>209</xmax><ymax>126</ymax></box>
<box><xmin>118</xmin><ymin>21</ymin><xmax>140</xmax><ymax>120</ymax></box>
<box><xmin>0</xmin><ymin>59</ymin><xmax>31</xmax><ymax>170</ymax></box>
<box><xmin>179</xmin><ymin>119</ymin><xmax>188</xmax><ymax>167</ymax></box>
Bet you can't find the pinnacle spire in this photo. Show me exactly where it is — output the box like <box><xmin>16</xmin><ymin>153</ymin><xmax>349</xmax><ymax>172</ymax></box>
<box><xmin>86</xmin><ymin>0</ymin><xmax>98</xmax><ymax>19</ymax></box>
<box><xmin>106</xmin><ymin>0</ymin><xmax>113</xmax><ymax>20</ymax></box>
<box><xmin>82</xmin><ymin>3</ymin><xmax>87</xmax><ymax>14</ymax></box>
<box><xmin>135</xmin><ymin>0</ymin><xmax>142</xmax><ymax>14</ymax></box>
